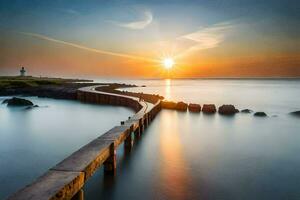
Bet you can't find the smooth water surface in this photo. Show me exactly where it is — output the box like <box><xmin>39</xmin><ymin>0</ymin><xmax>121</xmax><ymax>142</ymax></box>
<box><xmin>1</xmin><ymin>79</ymin><xmax>300</xmax><ymax>200</ymax></box>
<box><xmin>0</xmin><ymin>97</ymin><xmax>133</xmax><ymax>199</ymax></box>
<box><xmin>85</xmin><ymin>110</ymin><xmax>300</xmax><ymax>200</ymax></box>
<box><xmin>83</xmin><ymin>79</ymin><xmax>300</xmax><ymax>200</ymax></box>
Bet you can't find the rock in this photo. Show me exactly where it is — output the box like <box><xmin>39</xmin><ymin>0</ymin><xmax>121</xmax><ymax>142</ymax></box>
<box><xmin>254</xmin><ymin>112</ymin><xmax>267</xmax><ymax>117</ymax></box>
<box><xmin>202</xmin><ymin>104</ymin><xmax>216</xmax><ymax>114</ymax></box>
<box><xmin>218</xmin><ymin>105</ymin><xmax>239</xmax><ymax>115</ymax></box>
<box><xmin>2</xmin><ymin>99</ymin><xmax>9</xmax><ymax>104</ymax></box>
<box><xmin>24</xmin><ymin>105</ymin><xmax>39</xmax><ymax>110</ymax></box>
<box><xmin>161</xmin><ymin>101</ymin><xmax>177</xmax><ymax>109</ymax></box>
<box><xmin>188</xmin><ymin>103</ymin><xmax>201</xmax><ymax>112</ymax></box>
<box><xmin>290</xmin><ymin>111</ymin><xmax>300</xmax><ymax>117</ymax></box>
<box><xmin>4</xmin><ymin>97</ymin><xmax>34</xmax><ymax>107</ymax></box>
<box><xmin>241</xmin><ymin>109</ymin><xmax>253</xmax><ymax>113</ymax></box>
<box><xmin>176</xmin><ymin>101</ymin><xmax>188</xmax><ymax>111</ymax></box>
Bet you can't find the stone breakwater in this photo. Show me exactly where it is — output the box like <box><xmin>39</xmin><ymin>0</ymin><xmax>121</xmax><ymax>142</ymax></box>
<box><xmin>160</xmin><ymin>101</ymin><xmax>298</xmax><ymax>117</ymax></box>
<box><xmin>7</xmin><ymin>85</ymin><xmax>161</xmax><ymax>200</ymax></box>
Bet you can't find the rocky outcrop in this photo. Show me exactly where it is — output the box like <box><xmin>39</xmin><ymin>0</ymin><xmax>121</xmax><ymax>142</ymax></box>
<box><xmin>161</xmin><ymin>101</ymin><xmax>177</xmax><ymax>109</ymax></box>
<box><xmin>254</xmin><ymin>112</ymin><xmax>267</xmax><ymax>117</ymax></box>
<box><xmin>290</xmin><ymin>111</ymin><xmax>300</xmax><ymax>117</ymax></box>
<box><xmin>176</xmin><ymin>101</ymin><xmax>188</xmax><ymax>111</ymax></box>
<box><xmin>3</xmin><ymin>97</ymin><xmax>34</xmax><ymax>106</ymax></box>
<box><xmin>202</xmin><ymin>104</ymin><xmax>216</xmax><ymax>114</ymax></box>
<box><xmin>188</xmin><ymin>103</ymin><xmax>201</xmax><ymax>112</ymax></box>
<box><xmin>241</xmin><ymin>109</ymin><xmax>253</xmax><ymax>113</ymax></box>
<box><xmin>218</xmin><ymin>105</ymin><xmax>239</xmax><ymax>115</ymax></box>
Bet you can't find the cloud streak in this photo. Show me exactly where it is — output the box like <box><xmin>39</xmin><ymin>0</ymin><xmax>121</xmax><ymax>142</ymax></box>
<box><xmin>19</xmin><ymin>32</ymin><xmax>157</xmax><ymax>62</ymax></box>
<box><xmin>174</xmin><ymin>22</ymin><xmax>234</xmax><ymax>58</ymax></box>
<box><xmin>110</xmin><ymin>10</ymin><xmax>153</xmax><ymax>30</ymax></box>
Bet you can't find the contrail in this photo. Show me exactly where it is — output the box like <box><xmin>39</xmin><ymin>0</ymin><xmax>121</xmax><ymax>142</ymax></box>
<box><xmin>19</xmin><ymin>32</ymin><xmax>158</xmax><ymax>63</ymax></box>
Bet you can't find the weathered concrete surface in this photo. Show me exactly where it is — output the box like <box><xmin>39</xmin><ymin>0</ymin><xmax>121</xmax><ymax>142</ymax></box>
<box><xmin>52</xmin><ymin>139</ymin><xmax>112</xmax><ymax>180</ymax></box>
<box><xmin>8</xmin><ymin>170</ymin><xmax>84</xmax><ymax>200</ymax></box>
<box><xmin>98</xmin><ymin>126</ymin><xmax>131</xmax><ymax>148</ymax></box>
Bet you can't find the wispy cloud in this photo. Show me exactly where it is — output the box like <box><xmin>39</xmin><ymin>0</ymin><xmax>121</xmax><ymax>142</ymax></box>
<box><xmin>19</xmin><ymin>32</ymin><xmax>157</xmax><ymax>62</ymax></box>
<box><xmin>58</xmin><ymin>8</ymin><xmax>81</xmax><ymax>16</ymax></box>
<box><xmin>174</xmin><ymin>22</ymin><xmax>234</xmax><ymax>58</ymax></box>
<box><xmin>109</xmin><ymin>10</ymin><xmax>153</xmax><ymax>30</ymax></box>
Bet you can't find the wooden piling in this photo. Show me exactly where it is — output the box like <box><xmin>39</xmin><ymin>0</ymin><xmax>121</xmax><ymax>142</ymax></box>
<box><xmin>104</xmin><ymin>144</ymin><xmax>116</xmax><ymax>175</ymax></box>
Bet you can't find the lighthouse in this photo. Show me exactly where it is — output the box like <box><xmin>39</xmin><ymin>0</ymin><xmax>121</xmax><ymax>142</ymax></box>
<box><xmin>20</xmin><ymin>67</ymin><xmax>26</xmax><ymax>77</ymax></box>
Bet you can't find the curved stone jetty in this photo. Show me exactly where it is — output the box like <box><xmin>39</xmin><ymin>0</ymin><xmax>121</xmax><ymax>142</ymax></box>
<box><xmin>8</xmin><ymin>85</ymin><xmax>161</xmax><ymax>200</ymax></box>
<box><xmin>218</xmin><ymin>105</ymin><xmax>239</xmax><ymax>115</ymax></box>
<box><xmin>188</xmin><ymin>103</ymin><xmax>201</xmax><ymax>112</ymax></box>
<box><xmin>202</xmin><ymin>104</ymin><xmax>217</xmax><ymax>114</ymax></box>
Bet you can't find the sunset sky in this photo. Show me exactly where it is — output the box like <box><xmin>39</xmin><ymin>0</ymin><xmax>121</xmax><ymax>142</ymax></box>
<box><xmin>0</xmin><ymin>0</ymin><xmax>299</xmax><ymax>78</ymax></box>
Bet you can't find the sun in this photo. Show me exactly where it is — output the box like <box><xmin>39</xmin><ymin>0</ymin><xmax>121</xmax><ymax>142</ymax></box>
<box><xmin>163</xmin><ymin>58</ymin><xmax>174</xmax><ymax>69</ymax></box>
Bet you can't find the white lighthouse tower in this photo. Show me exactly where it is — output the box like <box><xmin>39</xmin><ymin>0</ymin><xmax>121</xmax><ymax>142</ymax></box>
<box><xmin>20</xmin><ymin>67</ymin><xmax>26</xmax><ymax>77</ymax></box>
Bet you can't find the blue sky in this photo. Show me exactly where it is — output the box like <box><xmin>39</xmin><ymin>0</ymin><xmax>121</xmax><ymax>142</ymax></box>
<box><xmin>0</xmin><ymin>0</ymin><xmax>299</xmax><ymax>77</ymax></box>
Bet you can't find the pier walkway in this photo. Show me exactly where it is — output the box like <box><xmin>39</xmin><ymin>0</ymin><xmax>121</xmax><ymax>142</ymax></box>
<box><xmin>8</xmin><ymin>85</ymin><xmax>161</xmax><ymax>200</ymax></box>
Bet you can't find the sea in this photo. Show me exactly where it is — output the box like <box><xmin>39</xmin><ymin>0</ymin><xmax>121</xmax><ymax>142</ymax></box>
<box><xmin>1</xmin><ymin>79</ymin><xmax>300</xmax><ymax>200</ymax></box>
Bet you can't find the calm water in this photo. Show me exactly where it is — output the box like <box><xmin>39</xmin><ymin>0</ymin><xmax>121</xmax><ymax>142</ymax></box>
<box><xmin>84</xmin><ymin>79</ymin><xmax>300</xmax><ymax>200</ymax></box>
<box><xmin>1</xmin><ymin>79</ymin><xmax>300</xmax><ymax>200</ymax></box>
<box><xmin>0</xmin><ymin>97</ymin><xmax>133</xmax><ymax>199</ymax></box>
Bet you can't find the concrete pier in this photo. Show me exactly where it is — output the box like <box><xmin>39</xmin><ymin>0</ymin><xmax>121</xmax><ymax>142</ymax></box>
<box><xmin>8</xmin><ymin>85</ymin><xmax>161</xmax><ymax>200</ymax></box>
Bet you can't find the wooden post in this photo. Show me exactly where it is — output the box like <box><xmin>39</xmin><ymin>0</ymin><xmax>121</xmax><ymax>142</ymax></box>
<box><xmin>124</xmin><ymin>132</ymin><xmax>133</xmax><ymax>152</ymax></box>
<box><xmin>71</xmin><ymin>189</ymin><xmax>84</xmax><ymax>200</ymax></box>
<box><xmin>134</xmin><ymin>127</ymin><xmax>141</xmax><ymax>139</ymax></box>
<box><xmin>104</xmin><ymin>144</ymin><xmax>116</xmax><ymax>175</ymax></box>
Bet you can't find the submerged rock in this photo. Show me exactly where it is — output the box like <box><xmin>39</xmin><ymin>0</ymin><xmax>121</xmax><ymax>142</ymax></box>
<box><xmin>202</xmin><ymin>104</ymin><xmax>216</xmax><ymax>114</ymax></box>
<box><xmin>24</xmin><ymin>105</ymin><xmax>39</xmax><ymax>110</ymax></box>
<box><xmin>290</xmin><ymin>111</ymin><xmax>300</xmax><ymax>117</ymax></box>
<box><xmin>218</xmin><ymin>105</ymin><xmax>239</xmax><ymax>115</ymax></box>
<box><xmin>176</xmin><ymin>101</ymin><xmax>188</xmax><ymax>111</ymax></box>
<box><xmin>254</xmin><ymin>112</ymin><xmax>267</xmax><ymax>117</ymax></box>
<box><xmin>3</xmin><ymin>97</ymin><xmax>34</xmax><ymax>107</ymax></box>
<box><xmin>241</xmin><ymin>109</ymin><xmax>253</xmax><ymax>113</ymax></box>
<box><xmin>188</xmin><ymin>103</ymin><xmax>201</xmax><ymax>113</ymax></box>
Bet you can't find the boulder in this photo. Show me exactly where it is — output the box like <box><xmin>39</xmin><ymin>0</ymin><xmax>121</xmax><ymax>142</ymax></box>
<box><xmin>161</xmin><ymin>101</ymin><xmax>177</xmax><ymax>109</ymax></box>
<box><xmin>218</xmin><ymin>105</ymin><xmax>239</xmax><ymax>115</ymax></box>
<box><xmin>176</xmin><ymin>101</ymin><xmax>188</xmax><ymax>111</ymax></box>
<box><xmin>3</xmin><ymin>97</ymin><xmax>34</xmax><ymax>107</ymax></box>
<box><xmin>2</xmin><ymin>99</ymin><xmax>9</xmax><ymax>104</ymax></box>
<box><xmin>254</xmin><ymin>112</ymin><xmax>267</xmax><ymax>117</ymax></box>
<box><xmin>202</xmin><ymin>104</ymin><xmax>216</xmax><ymax>114</ymax></box>
<box><xmin>290</xmin><ymin>111</ymin><xmax>300</xmax><ymax>117</ymax></box>
<box><xmin>188</xmin><ymin>103</ymin><xmax>201</xmax><ymax>112</ymax></box>
<box><xmin>241</xmin><ymin>109</ymin><xmax>253</xmax><ymax>113</ymax></box>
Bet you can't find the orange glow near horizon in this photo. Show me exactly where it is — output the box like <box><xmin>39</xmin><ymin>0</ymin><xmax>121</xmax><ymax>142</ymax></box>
<box><xmin>165</xmin><ymin>79</ymin><xmax>171</xmax><ymax>100</ymax></box>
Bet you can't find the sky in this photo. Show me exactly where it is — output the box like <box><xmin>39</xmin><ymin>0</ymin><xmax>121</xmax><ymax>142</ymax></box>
<box><xmin>0</xmin><ymin>0</ymin><xmax>299</xmax><ymax>78</ymax></box>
